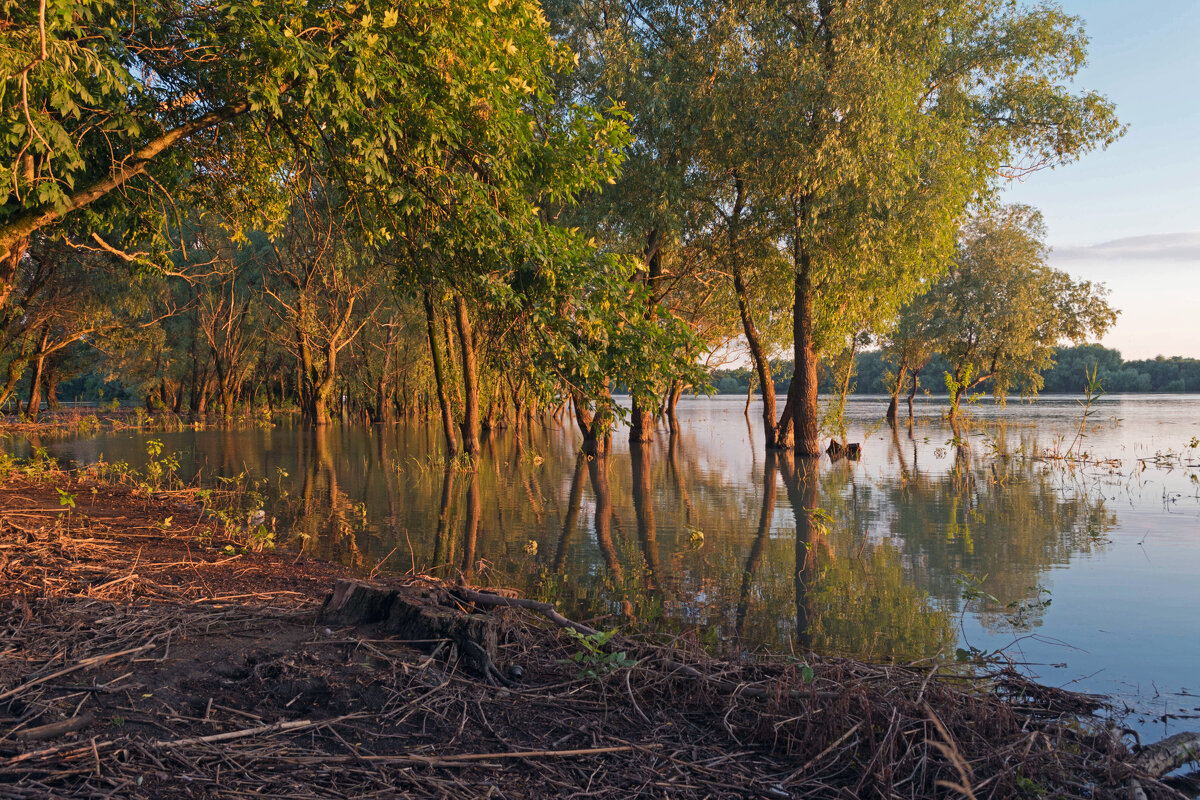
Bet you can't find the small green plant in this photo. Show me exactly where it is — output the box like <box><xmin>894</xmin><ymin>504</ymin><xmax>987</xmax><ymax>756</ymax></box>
<box><xmin>141</xmin><ymin>439</ymin><xmax>180</xmax><ymax>490</ymax></box>
<box><xmin>563</xmin><ymin>629</ymin><xmax>637</xmax><ymax>679</ymax></box>
<box><xmin>56</xmin><ymin>487</ymin><xmax>76</xmax><ymax>509</ymax></box>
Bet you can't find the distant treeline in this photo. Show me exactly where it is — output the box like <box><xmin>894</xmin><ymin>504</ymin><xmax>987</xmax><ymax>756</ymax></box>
<box><xmin>710</xmin><ymin>345</ymin><xmax>1200</xmax><ymax>397</ymax></box>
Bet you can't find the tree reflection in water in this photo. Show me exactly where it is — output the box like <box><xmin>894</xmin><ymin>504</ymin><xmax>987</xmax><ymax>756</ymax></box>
<box><xmin>67</xmin><ymin>414</ymin><xmax>1118</xmax><ymax>663</ymax></box>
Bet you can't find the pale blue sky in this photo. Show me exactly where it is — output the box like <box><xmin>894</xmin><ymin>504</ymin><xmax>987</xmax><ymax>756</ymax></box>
<box><xmin>1002</xmin><ymin>0</ymin><xmax>1200</xmax><ymax>358</ymax></box>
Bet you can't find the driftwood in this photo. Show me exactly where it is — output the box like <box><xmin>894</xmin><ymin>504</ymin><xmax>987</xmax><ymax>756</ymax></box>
<box><xmin>451</xmin><ymin>585</ymin><xmax>599</xmax><ymax>636</ymax></box>
<box><xmin>826</xmin><ymin>440</ymin><xmax>862</xmax><ymax>460</ymax></box>
<box><xmin>12</xmin><ymin>714</ymin><xmax>93</xmax><ymax>742</ymax></box>
<box><xmin>318</xmin><ymin>579</ymin><xmax>502</xmax><ymax>681</ymax></box>
<box><xmin>1125</xmin><ymin>730</ymin><xmax>1200</xmax><ymax>800</ymax></box>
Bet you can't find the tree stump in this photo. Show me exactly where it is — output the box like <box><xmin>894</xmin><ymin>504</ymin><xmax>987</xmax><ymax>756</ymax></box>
<box><xmin>318</xmin><ymin>580</ymin><xmax>500</xmax><ymax>679</ymax></box>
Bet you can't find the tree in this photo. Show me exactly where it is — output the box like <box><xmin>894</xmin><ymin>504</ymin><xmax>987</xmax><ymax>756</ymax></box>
<box><xmin>0</xmin><ymin>0</ymin><xmax>620</xmax><ymax>308</ymax></box>
<box><xmin>924</xmin><ymin>205</ymin><xmax>1117</xmax><ymax>419</ymax></box>
<box><xmin>880</xmin><ymin>296</ymin><xmax>937</xmax><ymax>423</ymax></box>
<box><xmin>736</xmin><ymin>0</ymin><xmax>1122</xmax><ymax>455</ymax></box>
<box><xmin>547</xmin><ymin>0</ymin><xmax>742</xmax><ymax>442</ymax></box>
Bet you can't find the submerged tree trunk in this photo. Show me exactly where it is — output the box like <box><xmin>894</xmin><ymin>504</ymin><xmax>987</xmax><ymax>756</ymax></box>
<box><xmin>453</xmin><ymin>293</ymin><xmax>480</xmax><ymax>457</ymax></box>
<box><xmin>907</xmin><ymin>368</ymin><xmax>920</xmax><ymax>418</ymax></box>
<box><xmin>423</xmin><ymin>292</ymin><xmax>458</xmax><ymax>457</ymax></box>
<box><xmin>666</xmin><ymin>380</ymin><xmax>684</xmax><ymax>434</ymax></box>
<box><xmin>792</xmin><ymin>232</ymin><xmax>821</xmax><ymax>458</ymax></box>
<box><xmin>573</xmin><ymin>385</ymin><xmax>613</xmax><ymax>457</ymax></box>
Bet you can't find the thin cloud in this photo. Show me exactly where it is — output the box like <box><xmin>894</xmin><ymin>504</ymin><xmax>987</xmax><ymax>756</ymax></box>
<box><xmin>1051</xmin><ymin>232</ymin><xmax>1200</xmax><ymax>262</ymax></box>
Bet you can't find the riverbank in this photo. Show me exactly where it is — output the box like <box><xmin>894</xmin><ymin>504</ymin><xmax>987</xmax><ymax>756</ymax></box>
<box><xmin>0</xmin><ymin>468</ymin><xmax>1192</xmax><ymax>799</ymax></box>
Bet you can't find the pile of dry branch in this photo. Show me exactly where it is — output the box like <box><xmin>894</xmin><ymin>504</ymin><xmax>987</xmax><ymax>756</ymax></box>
<box><xmin>0</xmin><ymin>472</ymin><xmax>1196</xmax><ymax>799</ymax></box>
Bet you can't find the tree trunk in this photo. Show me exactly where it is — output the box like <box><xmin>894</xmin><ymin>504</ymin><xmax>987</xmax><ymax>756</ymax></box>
<box><xmin>375</xmin><ymin>378</ymin><xmax>393</xmax><ymax>424</ymax></box>
<box><xmin>666</xmin><ymin>380</ymin><xmax>683</xmax><ymax>434</ymax></box>
<box><xmin>629</xmin><ymin>402</ymin><xmax>654</xmax><ymax>443</ymax></box>
<box><xmin>0</xmin><ymin>237</ymin><xmax>28</xmax><ymax>312</ymax></box>
<box><xmin>45</xmin><ymin>361</ymin><xmax>60</xmax><ymax>410</ymax></box>
<box><xmin>453</xmin><ymin>293</ymin><xmax>480</xmax><ymax>457</ymax></box>
<box><xmin>776</xmin><ymin>386</ymin><xmax>796</xmax><ymax>450</ymax></box>
<box><xmin>728</xmin><ymin>176</ymin><xmax>782</xmax><ymax>450</ymax></box>
<box><xmin>886</xmin><ymin>360</ymin><xmax>907</xmax><ymax>425</ymax></box>
<box><xmin>424</xmin><ymin>292</ymin><xmax>459</xmax><ymax>457</ymax></box>
<box><xmin>907</xmin><ymin>368</ymin><xmax>920</xmax><ymax>418</ymax></box>
<box><xmin>949</xmin><ymin>385</ymin><xmax>964</xmax><ymax>422</ymax></box>
<box><xmin>194</xmin><ymin>373</ymin><xmax>211</xmax><ymax>416</ymax></box>
<box><xmin>24</xmin><ymin>327</ymin><xmax>49</xmax><ymax>419</ymax></box>
<box><xmin>629</xmin><ymin>227</ymin><xmax>664</xmax><ymax>444</ymax></box>
<box><xmin>572</xmin><ymin>387</ymin><xmax>612</xmax><ymax>457</ymax></box>
<box><xmin>792</xmin><ymin>236</ymin><xmax>821</xmax><ymax>457</ymax></box>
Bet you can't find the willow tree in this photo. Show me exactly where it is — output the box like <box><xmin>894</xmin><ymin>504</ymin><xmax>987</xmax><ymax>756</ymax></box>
<box><xmin>738</xmin><ymin>0</ymin><xmax>1122</xmax><ymax>456</ymax></box>
<box><xmin>925</xmin><ymin>205</ymin><xmax>1116</xmax><ymax>420</ymax></box>
<box><xmin>547</xmin><ymin>0</ymin><xmax>727</xmax><ymax>442</ymax></box>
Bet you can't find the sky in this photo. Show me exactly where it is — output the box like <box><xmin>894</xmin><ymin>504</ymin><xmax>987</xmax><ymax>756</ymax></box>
<box><xmin>1001</xmin><ymin>0</ymin><xmax>1200</xmax><ymax>359</ymax></box>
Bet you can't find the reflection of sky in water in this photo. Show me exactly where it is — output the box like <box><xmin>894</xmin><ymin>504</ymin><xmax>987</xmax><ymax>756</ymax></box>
<box><xmin>22</xmin><ymin>393</ymin><xmax>1200</xmax><ymax>739</ymax></box>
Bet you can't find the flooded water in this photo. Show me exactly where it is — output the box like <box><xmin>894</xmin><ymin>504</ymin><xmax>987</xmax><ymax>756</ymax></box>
<box><xmin>16</xmin><ymin>394</ymin><xmax>1200</xmax><ymax>739</ymax></box>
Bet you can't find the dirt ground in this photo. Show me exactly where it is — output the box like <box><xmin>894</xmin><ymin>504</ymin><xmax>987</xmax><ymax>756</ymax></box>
<box><xmin>0</xmin><ymin>469</ymin><xmax>1187</xmax><ymax>799</ymax></box>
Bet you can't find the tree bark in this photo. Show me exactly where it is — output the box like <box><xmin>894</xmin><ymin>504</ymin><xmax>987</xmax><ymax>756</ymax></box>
<box><xmin>907</xmin><ymin>368</ymin><xmax>920</xmax><ymax>418</ymax></box>
<box><xmin>665</xmin><ymin>380</ymin><xmax>683</xmax><ymax>434</ymax></box>
<box><xmin>45</xmin><ymin>363</ymin><xmax>60</xmax><ymax>411</ymax></box>
<box><xmin>572</xmin><ymin>384</ymin><xmax>612</xmax><ymax>457</ymax></box>
<box><xmin>792</xmin><ymin>233</ymin><xmax>821</xmax><ymax>457</ymax></box>
<box><xmin>24</xmin><ymin>327</ymin><xmax>49</xmax><ymax>419</ymax></box>
<box><xmin>728</xmin><ymin>177</ymin><xmax>781</xmax><ymax>450</ymax></box>
<box><xmin>424</xmin><ymin>292</ymin><xmax>459</xmax><ymax>457</ymax></box>
<box><xmin>629</xmin><ymin>227</ymin><xmax>664</xmax><ymax>443</ymax></box>
<box><xmin>453</xmin><ymin>293</ymin><xmax>480</xmax><ymax>456</ymax></box>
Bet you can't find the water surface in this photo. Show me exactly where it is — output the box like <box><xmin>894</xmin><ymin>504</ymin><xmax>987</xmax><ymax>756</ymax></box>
<box><xmin>20</xmin><ymin>394</ymin><xmax>1200</xmax><ymax>740</ymax></box>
